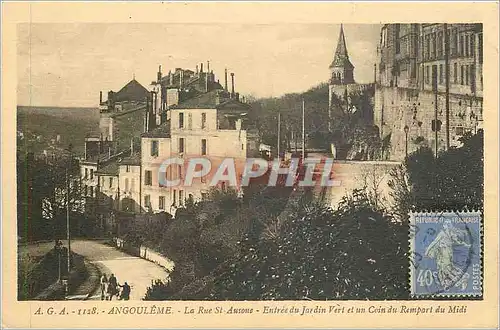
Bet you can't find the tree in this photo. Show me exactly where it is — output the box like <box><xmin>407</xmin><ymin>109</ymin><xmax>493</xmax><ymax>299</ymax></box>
<box><xmin>390</xmin><ymin>130</ymin><xmax>484</xmax><ymax>213</ymax></box>
<box><xmin>38</xmin><ymin>156</ymin><xmax>85</xmax><ymax>239</ymax></box>
<box><xmin>203</xmin><ymin>190</ymin><xmax>409</xmax><ymax>300</ymax></box>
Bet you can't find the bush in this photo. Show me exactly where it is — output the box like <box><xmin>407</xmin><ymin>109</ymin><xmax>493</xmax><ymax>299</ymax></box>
<box><xmin>203</xmin><ymin>190</ymin><xmax>409</xmax><ymax>300</ymax></box>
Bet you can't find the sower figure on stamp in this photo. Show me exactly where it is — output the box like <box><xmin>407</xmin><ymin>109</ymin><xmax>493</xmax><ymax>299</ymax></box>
<box><xmin>425</xmin><ymin>223</ymin><xmax>471</xmax><ymax>290</ymax></box>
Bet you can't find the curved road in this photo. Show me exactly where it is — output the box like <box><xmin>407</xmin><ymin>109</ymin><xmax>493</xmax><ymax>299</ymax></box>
<box><xmin>21</xmin><ymin>240</ymin><xmax>170</xmax><ymax>300</ymax></box>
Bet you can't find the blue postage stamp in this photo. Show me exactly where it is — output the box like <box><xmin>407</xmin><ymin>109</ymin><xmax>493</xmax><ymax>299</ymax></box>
<box><xmin>409</xmin><ymin>211</ymin><xmax>482</xmax><ymax>297</ymax></box>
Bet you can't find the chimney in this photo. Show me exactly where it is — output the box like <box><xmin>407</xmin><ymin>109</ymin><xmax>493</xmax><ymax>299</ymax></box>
<box><xmin>224</xmin><ymin>68</ymin><xmax>228</xmax><ymax>92</ymax></box>
<box><xmin>200</xmin><ymin>63</ymin><xmax>204</xmax><ymax>73</ymax></box>
<box><xmin>205</xmin><ymin>73</ymin><xmax>209</xmax><ymax>92</ymax></box>
<box><xmin>157</xmin><ymin>65</ymin><xmax>162</xmax><ymax>83</ymax></box>
<box><xmin>145</xmin><ymin>97</ymin><xmax>150</xmax><ymax>132</ymax></box>
<box><xmin>231</xmin><ymin>72</ymin><xmax>235</xmax><ymax>97</ymax></box>
<box><xmin>169</xmin><ymin>71</ymin><xmax>173</xmax><ymax>85</ymax></box>
<box><xmin>180</xmin><ymin>70</ymin><xmax>184</xmax><ymax>88</ymax></box>
<box><xmin>196</xmin><ymin>65</ymin><xmax>199</xmax><ymax>74</ymax></box>
<box><xmin>207</xmin><ymin>60</ymin><xmax>210</xmax><ymax>73</ymax></box>
<box><xmin>99</xmin><ymin>91</ymin><xmax>103</xmax><ymax>104</ymax></box>
<box><xmin>374</xmin><ymin>64</ymin><xmax>377</xmax><ymax>83</ymax></box>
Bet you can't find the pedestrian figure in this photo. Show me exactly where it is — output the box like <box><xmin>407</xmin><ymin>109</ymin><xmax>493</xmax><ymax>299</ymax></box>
<box><xmin>107</xmin><ymin>273</ymin><xmax>118</xmax><ymax>300</ymax></box>
<box><xmin>118</xmin><ymin>282</ymin><xmax>131</xmax><ymax>301</ymax></box>
<box><xmin>100</xmin><ymin>274</ymin><xmax>108</xmax><ymax>300</ymax></box>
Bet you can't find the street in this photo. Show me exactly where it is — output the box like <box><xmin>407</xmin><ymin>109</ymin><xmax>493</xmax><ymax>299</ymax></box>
<box><xmin>21</xmin><ymin>239</ymin><xmax>170</xmax><ymax>301</ymax></box>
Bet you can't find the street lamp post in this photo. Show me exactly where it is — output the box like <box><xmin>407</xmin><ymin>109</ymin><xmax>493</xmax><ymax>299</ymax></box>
<box><xmin>404</xmin><ymin>125</ymin><xmax>409</xmax><ymax>158</ymax></box>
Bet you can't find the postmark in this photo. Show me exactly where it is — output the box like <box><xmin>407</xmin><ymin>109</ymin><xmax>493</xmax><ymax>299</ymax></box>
<box><xmin>409</xmin><ymin>211</ymin><xmax>482</xmax><ymax>298</ymax></box>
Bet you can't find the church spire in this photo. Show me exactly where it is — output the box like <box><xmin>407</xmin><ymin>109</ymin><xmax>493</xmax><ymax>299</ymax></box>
<box><xmin>330</xmin><ymin>24</ymin><xmax>354</xmax><ymax>69</ymax></box>
<box><xmin>329</xmin><ymin>24</ymin><xmax>355</xmax><ymax>85</ymax></box>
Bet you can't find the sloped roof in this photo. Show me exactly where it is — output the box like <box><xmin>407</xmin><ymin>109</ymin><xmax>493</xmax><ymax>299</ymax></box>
<box><xmin>171</xmin><ymin>90</ymin><xmax>250</xmax><ymax>111</ymax></box>
<box><xmin>121</xmin><ymin>152</ymin><xmax>141</xmax><ymax>165</ymax></box>
<box><xmin>141</xmin><ymin>122</ymin><xmax>171</xmax><ymax>138</ymax></box>
<box><xmin>329</xmin><ymin>24</ymin><xmax>354</xmax><ymax>69</ymax></box>
<box><xmin>96</xmin><ymin>161</ymin><xmax>119</xmax><ymax>176</ymax></box>
<box><xmin>114</xmin><ymin>79</ymin><xmax>150</xmax><ymax>102</ymax></box>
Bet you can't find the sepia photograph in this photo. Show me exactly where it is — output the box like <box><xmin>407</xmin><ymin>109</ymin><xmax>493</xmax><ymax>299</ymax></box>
<box><xmin>15</xmin><ymin>21</ymin><xmax>485</xmax><ymax>302</ymax></box>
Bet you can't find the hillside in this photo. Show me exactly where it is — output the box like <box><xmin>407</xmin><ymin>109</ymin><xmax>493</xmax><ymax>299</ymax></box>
<box><xmin>249</xmin><ymin>83</ymin><xmax>330</xmax><ymax>150</ymax></box>
<box><xmin>17</xmin><ymin>106</ymin><xmax>100</xmax><ymax>156</ymax></box>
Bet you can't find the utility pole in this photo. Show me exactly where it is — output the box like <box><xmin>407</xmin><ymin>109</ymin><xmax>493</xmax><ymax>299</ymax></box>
<box><xmin>433</xmin><ymin>66</ymin><xmax>439</xmax><ymax>158</ymax></box>
<box><xmin>302</xmin><ymin>98</ymin><xmax>305</xmax><ymax>160</ymax></box>
<box><xmin>444</xmin><ymin>23</ymin><xmax>450</xmax><ymax>150</ymax></box>
<box><xmin>277</xmin><ymin>112</ymin><xmax>281</xmax><ymax>160</ymax></box>
<box><xmin>66</xmin><ymin>167</ymin><xmax>71</xmax><ymax>276</ymax></box>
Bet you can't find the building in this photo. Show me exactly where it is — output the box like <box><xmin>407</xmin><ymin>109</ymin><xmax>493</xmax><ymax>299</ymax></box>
<box><xmin>141</xmin><ymin>71</ymin><xmax>259</xmax><ymax>215</ymax></box>
<box><xmin>375</xmin><ymin>23</ymin><xmax>483</xmax><ymax>160</ymax></box>
<box><xmin>328</xmin><ymin>25</ymin><xmax>375</xmax><ymax>131</ymax></box>
<box><xmin>80</xmin><ymin>63</ymin><xmax>259</xmax><ymax>228</ymax></box>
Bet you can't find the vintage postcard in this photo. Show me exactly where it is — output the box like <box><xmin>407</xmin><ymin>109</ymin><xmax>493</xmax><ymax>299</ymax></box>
<box><xmin>2</xmin><ymin>1</ymin><xmax>499</xmax><ymax>329</ymax></box>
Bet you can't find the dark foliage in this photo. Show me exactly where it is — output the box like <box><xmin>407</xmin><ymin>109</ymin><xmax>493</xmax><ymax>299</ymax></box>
<box><xmin>403</xmin><ymin>130</ymin><xmax>483</xmax><ymax>212</ymax></box>
<box><xmin>204</xmin><ymin>190</ymin><xmax>409</xmax><ymax>300</ymax></box>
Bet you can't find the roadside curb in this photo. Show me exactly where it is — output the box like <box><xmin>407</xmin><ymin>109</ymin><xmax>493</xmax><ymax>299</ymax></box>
<box><xmin>83</xmin><ymin>261</ymin><xmax>101</xmax><ymax>300</ymax></box>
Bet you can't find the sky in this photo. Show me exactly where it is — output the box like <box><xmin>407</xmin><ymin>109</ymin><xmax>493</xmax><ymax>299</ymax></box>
<box><xmin>17</xmin><ymin>23</ymin><xmax>381</xmax><ymax>107</ymax></box>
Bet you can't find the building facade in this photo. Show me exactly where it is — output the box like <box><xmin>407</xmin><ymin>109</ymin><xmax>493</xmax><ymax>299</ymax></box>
<box><xmin>375</xmin><ymin>23</ymin><xmax>483</xmax><ymax>160</ymax></box>
<box><xmin>80</xmin><ymin>64</ymin><xmax>259</xmax><ymax>224</ymax></box>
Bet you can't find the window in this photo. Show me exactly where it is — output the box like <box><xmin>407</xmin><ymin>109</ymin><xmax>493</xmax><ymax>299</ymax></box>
<box><xmin>454</xmin><ymin>63</ymin><xmax>458</xmax><ymax>83</ymax></box>
<box><xmin>151</xmin><ymin>140</ymin><xmax>159</xmax><ymax>157</ymax></box>
<box><xmin>178</xmin><ymin>165</ymin><xmax>183</xmax><ymax>180</ymax></box>
<box><xmin>201</xmin><ymin>113</ymin><xmax>206</xmax><ymax>129</ymax></box>
<box><xmin>90</xmin><ymin>169</ymin><xmax>94</xmax><ymax>180</ymax></box>
<box><xmin>84</xmin><ymin>168</ymin><xmax>88</xmax><ymax>179</ymax></box>
<box><xmin>451</xmin><ymin>30</ymin><xmax>457</xmax><ymax>55</ymax></box>
<box><xmin>159</xmin><ymin>196</ymin><xmax>165</xmax><ymax>210</ymax></box>
<box><xmin>465</xmin><ymin>35</ymin><xmax>469</xmax><ymax>57</ymax></box>
<box><xmin>426</xmin><ymin>36</ymin><xmax>430</xmax><ymax>59</ymax></box>
<box><xmin>460</xmin><ymin>35</ymin><xmax>465</xmax><ymax>56</ymax></box>
<box><xmin>125</xmin><ymin>178</ymin><xmax>129</xmax><ymax>191</ymax></box>
<box><xmin>439</xmin><ymin>64</ymin><xmax>443</xmax><ymax>84</ymax></box>
<box><xmin>437</xmin><ymin>31</ymin><xmax>443</xmax><ymax>57</ymax></box>
<box><xmin>90</xmin><ymin>186</ymin><xmax>94</xmax><ymax>198</ymax></box>
<box><xmin>173</xmin><ymin>190</ymin><xmax>177</xmax><ymax>206</ymax></box>
<box><xmin>179</xmin><ymin>190</ymin><xmax>183</xmax><ymax>206</ymax></box>
<box><xmin>425</xmin><ymin>66</ymin><xmax>430</xmax><ymax>84</ymax></box>
<box><xmin>470</xmin><ymin>35</ymin><xmax>475</xmax><ymax>58</ymax></box>
<box><xmin>145</xmin><ymin>170</ymin><xmax>152</xmax><ymax>186</ymax></box>
<box><xmin>178</xmin><ymin>112</ymin><xmax>184</xmax><ymax>128</ymax></box>
<box><xmin>126</xmin><ymin>165</ymin><xmax>130</xmax><ymax>173</ymax></box>
<box><xmin>432</xmin><ymin>65</ymin><xmax>438</xmax><ymax>92</ymax></box>
<box><xmin>84</xmin><ymin>185</ymin><xmax>88</xmax><ymax>196</ymax></box>
<box><xmin>478</xmin><ymin>33</ymin><xmax>483</xmax><ymax>63</ymax></box>
<box><xmin>144</xmin><ymin>195</ymin><xmax>151</xmax><ymax>208</ymax></box>
<box><xmin>431</xmin><ymin>33</ymin><xmax>436</xmax><ymax>58</ymax></box>
<box><xmin>470</xmin><ymin>65</ymin><xmax>475</xmax><ymax>88</ymax></box>
<box><xmin>395</xmin><ymin>24</ymin><xmax>400</xmax><ymax>54</ymax></box>
<box><xmin>188</xmin><ymin>113</ymin><xmax>193</xmax><ymax>129</ymax></box>
<box><xmin>109</xmin><ymin>177</ymin><xmax>113</xmax><ymax>188</ymax></box>
<box><xmin>178</xmin><ymin>138</ymin><xmax>185</xmax><ymax>153</ymax></box>
<box><xmin>461</xmin><ymin>65</ymin><xmax>464</xmax><ymax>85</ymax></box>
<box><xmin>465</xmin><ymin>65</ymin><xmax>469</xmax><ymax>86</ymax></box>
<box><xmin>201</xmin><ymin>139</ymin><xmax>207</xmax><ymax>155</ymax></box>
